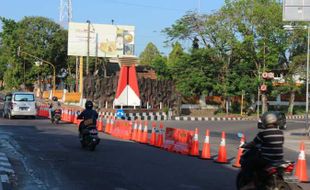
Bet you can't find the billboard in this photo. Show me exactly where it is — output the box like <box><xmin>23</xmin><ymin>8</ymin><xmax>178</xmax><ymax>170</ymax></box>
<box><xmin>283</xmin><ymin>0</ymin><xmax>310</xmax><ymax>21</ymax></box>
<box><xmin>68</xmin><ymin>22</ymin><xmax>135</xmax><ymax>57</ymax></box>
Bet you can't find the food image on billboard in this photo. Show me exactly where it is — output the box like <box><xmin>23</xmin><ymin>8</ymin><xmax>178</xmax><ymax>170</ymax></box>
<box><xmin>68</xmin><ymin>22</ymin><xmax>135</xmax><ymax>57</ymax></box>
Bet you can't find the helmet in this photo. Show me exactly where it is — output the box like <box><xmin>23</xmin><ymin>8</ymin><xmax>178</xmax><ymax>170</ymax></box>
<box><xmin>85</xmin><ymin>100</ymin><xmax>93</xmax><ymax>109</ymax></box>
<box><xmin>261</xmin><ymin>111</ymin><xmax>278</xmax><ymax>128</ymax></box>
<box><xmin>52</xmin><ymin>96</ymin><xmax>58</xmax><ymax>101</ymax></box>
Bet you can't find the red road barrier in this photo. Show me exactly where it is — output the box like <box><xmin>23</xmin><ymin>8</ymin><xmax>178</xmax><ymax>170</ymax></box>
<box><xmin>173</xmin><ymin>128</ymin><xmax>193</xmax><ymax>155</ymax></box>
<box><xmin>162</xmin><ymin>127</ymin><xmax>176</xmax><ymax>151</ymax></box>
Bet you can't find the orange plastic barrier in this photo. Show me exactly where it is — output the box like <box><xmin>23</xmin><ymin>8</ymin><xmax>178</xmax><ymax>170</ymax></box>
<box><xmin>111</xmin><ymin>120</ymin><xmax>132</xmax><ymax>140</ymax></box>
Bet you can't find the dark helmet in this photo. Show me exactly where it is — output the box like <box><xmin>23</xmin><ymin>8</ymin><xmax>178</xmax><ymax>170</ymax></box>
<box><xmin>85</xmin><ymin>100</ymin><xmax>93</xmax><ymax>109</ymax></box>
<box><xmin>52</xmin><ymin>96</ymin><xmax>58</xmax><ymax>101</ymax></box>
<box><xmin>261</xmin><ymin>111</ymin><xmax>278</xmax><ymax>128</ymax></box>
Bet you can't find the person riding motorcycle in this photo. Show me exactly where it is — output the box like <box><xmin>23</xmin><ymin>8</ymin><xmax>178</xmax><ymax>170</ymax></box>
<box><xmin>242</xmin><ymin>111</ymin><xmax>284</xmax><ymax>183</ymax></box>
<box><xmin>49</xmin><ymin>96</ymin><xmax>61</xmax><ymax>119</ymax></box>
<box><xmin>77</xmin><ymin>100</ymin><xmax>98</xmax><ymax>138</ymax></box>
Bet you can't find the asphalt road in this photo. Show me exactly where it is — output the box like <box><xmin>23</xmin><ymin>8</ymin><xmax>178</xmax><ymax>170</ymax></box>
<box><xmin>0</xmin><ymin>116</ymin><xmax>309</xmax><ymax>190</ymax></box>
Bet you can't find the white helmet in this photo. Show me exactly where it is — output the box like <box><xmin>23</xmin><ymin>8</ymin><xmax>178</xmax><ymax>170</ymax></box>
<box><xmin>261</xmin><ymin>111</ymin><xmax>278</xmax><ymax>128</ymax></box>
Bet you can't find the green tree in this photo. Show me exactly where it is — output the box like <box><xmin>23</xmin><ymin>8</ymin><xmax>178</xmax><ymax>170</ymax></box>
<box><xmin>0</xmin><ymin>16</ymin><xmax>68</xmax><ymax>90</ymax></box>
<box><xmin>139</xmin><ymin>42</ymin><xmax>160</xmax><ymax>65</ymax></box>
<box><xmin>168</xmin><ymin>42</ymin><xmax>184</xmax><ymax>67</ymax></box>
<box><xmin>150</xmin><ymin>56</ymin><xmax>170</xmax><ymax>80</ymax></box>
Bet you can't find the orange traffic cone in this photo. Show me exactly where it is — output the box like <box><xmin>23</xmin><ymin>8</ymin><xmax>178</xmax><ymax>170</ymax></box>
<box><xmin>136</xmin><ymin>120</ymin><xmax>143</xmax><ymax>142</ymax></box>
<box><xmin>104</xmin><ymin>117</ymin><xmax>109</xmax><ymax>134</ymax></box>
<box><xmin>201</xmin><ymin>129</ymin><xmax>212</xmax><ymax>160</ymax></box>
<box><xmin>215</xmin><ymin>131</ymin><xmax>228</xmax><ymax>164</ymax></box>
<box><xmin>155</xmin><ymin>122</ymin><xmax>164</xmax><ymax>148</ymax></box>
<box><xmin>232</xmin><ymin>134</ymin><xmax>245</xmax><ymax>167</ymax></box>
<box><xmin>190</xmin><ymin>128</ymin><xmax>199</xmax><ymax>156</ymax></box>
<box><xmin>73</xmin><ymin>111</ymin><xmax>78</xmax><ymax>124</ymax></box>
<box><xmin>97</xmin><ymin>116</ymin><xmax>103</xmax><ymax>132</ymax></box>
<box><xmin>110</xmin><ymin>117</ymin><xmax>115</xmax><ymax>134</ymax></box>
<box><xmin>131</xmin><ymin>120</ymin><xmax>138</xmax><ymax>141</ymax></box>
<box><xmin>149</xmin><ymin>122</ymin><xmax>157</xmax><ymax>146</ymax></box>
<box><xmin>295</xmin><ymin>142</ymin><xmax>309</xmax><ymax>182</ymax></box>
<box><xmin>141</xmin><ymin>121</ymin><xmax>148</xmax><ymax>144</ymax></box>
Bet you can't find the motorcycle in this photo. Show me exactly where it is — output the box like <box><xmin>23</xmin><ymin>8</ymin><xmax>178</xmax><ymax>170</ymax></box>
<box><xmin>236</xmin><ymin>145</ymin><xmax>303</xmax><ymax>190</ymax></box>
<box><xmin>79</xmin><ymin>119</ymin><xmax>100</xmax><ymax>151</ymax></box>
<box><xmin>51</xmin><ymin>109</ymin><xmax>62</xmax><ymax>124</ymax></box>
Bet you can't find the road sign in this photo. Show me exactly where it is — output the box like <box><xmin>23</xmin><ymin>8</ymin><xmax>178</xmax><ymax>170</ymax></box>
<box><xmin>283</xmin><ymin>0</ymin><xmax>310</xmax><ymax>21</ymax></box>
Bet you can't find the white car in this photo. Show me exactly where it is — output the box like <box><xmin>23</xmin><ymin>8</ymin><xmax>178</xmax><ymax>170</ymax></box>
<box><xmin>3</xmin><ymin>92</ymin><xmax>37</xmax><ymax>119</ymax></box>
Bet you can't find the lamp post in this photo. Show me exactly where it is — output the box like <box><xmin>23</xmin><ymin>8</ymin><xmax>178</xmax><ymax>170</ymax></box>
<box><xmin>284</xmin><ymin>24</ymin><xmax>310</xmax><ymax>135</ymax></box>
<box><xmin>18</xmin><ymin>47</ymin><xmax>56</xmax><ymax>92</ymax></box>
<box><xmin>86</xmin><ymin>20</ymin><xmax>90</xmax><ymax>75</ymax></box>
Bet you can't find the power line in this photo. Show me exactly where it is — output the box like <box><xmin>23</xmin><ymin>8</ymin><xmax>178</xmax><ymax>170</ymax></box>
<box><xmin>104</xmin><ymin>0</ymin><xmax>188</xmax><ymax>12</ymax></box>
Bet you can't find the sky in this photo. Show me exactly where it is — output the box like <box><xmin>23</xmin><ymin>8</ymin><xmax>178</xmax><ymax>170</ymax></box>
<box><xmin>0</xmin><ymin>0</ymin><xmax>225</xmax><ymax>56</ymax></box>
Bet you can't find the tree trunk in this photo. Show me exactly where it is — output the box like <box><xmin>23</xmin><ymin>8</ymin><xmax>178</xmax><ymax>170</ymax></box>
<box><xmin>199</xmin><ymin>95</ymin><xmax>207</xmax><ymax>109</ymax></box>
<box><xmin>261</xmin><ymin>93</ymin><xmax>268</xmax><ymax>113</ymax></box>
<box><xmin>288</xmin><ymin>91</ymin><xmax>295</xmax><ymax>115</ymax></box>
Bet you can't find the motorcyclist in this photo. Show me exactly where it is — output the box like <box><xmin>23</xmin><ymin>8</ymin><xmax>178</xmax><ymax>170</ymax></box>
<box><xmin>242</xmin><ymin>111</ymin><xmax>284</xmax><ymax>182</ymax></box>
<box><xmin>77</xmin><ymin>100</ymin><xmax>98</xmax><ymax>138</ymax></box>
<box><xmin>49</xmin><ymin>96</ymin><xmax>61</xmax><ymax>119</ymax></box>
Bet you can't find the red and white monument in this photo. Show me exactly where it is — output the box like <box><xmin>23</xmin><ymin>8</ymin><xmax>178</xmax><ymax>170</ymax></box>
<box><xmin>113</xmin><ymin>56</ymin><xmax>141</xmax><ymax>107</ymax></box>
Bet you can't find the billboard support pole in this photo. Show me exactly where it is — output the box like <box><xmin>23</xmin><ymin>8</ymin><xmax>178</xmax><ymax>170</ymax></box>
<box><xmin>79</xmin><ymin>56</ymin><xmax>83</xmax><ymax>98</ymax></box>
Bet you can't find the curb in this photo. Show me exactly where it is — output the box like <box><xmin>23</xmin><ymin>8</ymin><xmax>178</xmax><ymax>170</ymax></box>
<box><xmin>0</xmin><ymin>153</ymin><xmax>13</xmax><ymax>190</ymax></box>
<box><xmin>171</xmin><ymin>116</ymin><xmax>252</xmax><ymax>121</ymax></box>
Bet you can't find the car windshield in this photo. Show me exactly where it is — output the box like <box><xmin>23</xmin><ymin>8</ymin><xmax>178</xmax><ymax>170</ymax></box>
<box><xmin>14</xmin><ymin>94</ymin><xmax>35</xmax><ymax>102</ymax></box>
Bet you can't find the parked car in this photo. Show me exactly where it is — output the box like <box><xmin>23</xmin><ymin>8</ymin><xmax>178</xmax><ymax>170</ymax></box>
<box><xmin>3</xmin><ymin>92</ymin><xmax>37</xmax><ymax>119</ymax></box>
<box><xmin>257</xmin><ymin>111</ymin><xmax>287</xmax><ymax>130</ymax></box>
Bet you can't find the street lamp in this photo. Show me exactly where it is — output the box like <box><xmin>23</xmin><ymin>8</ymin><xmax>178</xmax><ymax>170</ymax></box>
<box><xmin>284</xmin><ymin>24</ymin><xmax>310</xmax><ymax>135</ymax></box>
<box><xmin>17</xmin><ymin>47</ymin><xmax>56</xmax><ymax>92</ymax></box>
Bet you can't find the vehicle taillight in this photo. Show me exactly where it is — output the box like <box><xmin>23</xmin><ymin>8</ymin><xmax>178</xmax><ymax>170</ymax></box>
<box><xmin>285</xmin><ymin>164</ymin><xmax>295</xmax><ymax>173</ymax></box>
<box><xmin>266</xmin><ymin>167</ymin><xmax>277</xmax><ymax>175</ymax></box>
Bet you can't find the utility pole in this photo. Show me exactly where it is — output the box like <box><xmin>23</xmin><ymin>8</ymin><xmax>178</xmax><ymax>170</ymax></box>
<box><xmin>86</xmin><ymin>20</ymin><xmax>90</xmax><ymax>75</ymax></box>
<box><xmin>306</xmin><ymin>25</ymin><xmax>310</xmax><ymax>136</ymax></box>
<box><xmin>79</xmin><ymin>56</ymin><xmax>83</xmax><ymax>98</ymax></box>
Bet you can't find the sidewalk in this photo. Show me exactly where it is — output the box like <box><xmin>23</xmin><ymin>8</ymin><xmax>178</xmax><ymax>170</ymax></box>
<box><xmin>284</xmin><ymin>129</ymin><xmax>310</xmax><ymax>155</ymax></box>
